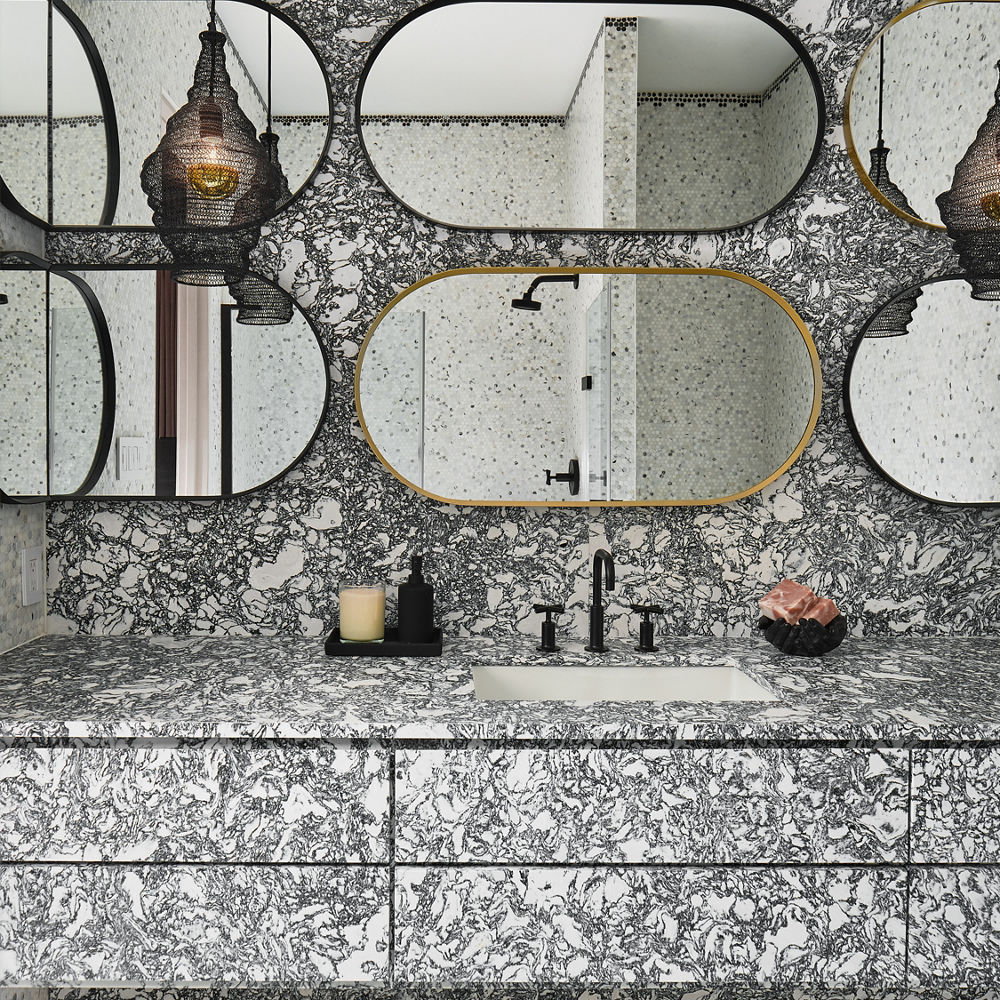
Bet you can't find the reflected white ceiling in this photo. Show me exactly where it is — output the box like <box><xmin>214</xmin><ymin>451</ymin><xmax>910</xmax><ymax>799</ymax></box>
<box><xmin>216</xmin><ymin>1</ymin><xmax>327</xmax><ymax>116</ymax></box>
<box><xmin>361</xmin><ymin>3</ymin><xmax>800</xmax><ymax>116</ymax></box>
<box><xmin>0</xmin><ymin>0</ymin><xmax>327</xmax><ymax>118</ymax></box>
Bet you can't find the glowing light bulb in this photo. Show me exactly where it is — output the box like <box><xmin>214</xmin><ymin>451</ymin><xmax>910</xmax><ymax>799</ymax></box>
<box><xmin>188</xmin><ymin>144</ymin><xmax>239</xmax><ymax>200</ymax></box>
<box><xmin>983</xmin><ymin>192</ymin><xmax>1000</xmax><ymax>221</ymax></box>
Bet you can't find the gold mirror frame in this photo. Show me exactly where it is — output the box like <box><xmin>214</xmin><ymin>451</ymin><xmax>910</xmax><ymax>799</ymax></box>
<box><xmin>356</xmin><ymin>266</ymin><xmax>822</xmax><ymax>507</ymax></box>
<box><xmin>843</xmin><ymin>0</ymin><xmax>997</xmax><ymax>232</ymax></box>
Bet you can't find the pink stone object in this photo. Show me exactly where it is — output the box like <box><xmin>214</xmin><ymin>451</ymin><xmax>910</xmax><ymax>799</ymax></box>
<box><xmin>759</xmin><ymin>579</ymin><xmax>816</xmax><ymax>624</ymax></box>
<box><xmin>801</xmin><ymin>596</ymin><xmax>840</xmax><ymax>626</ymax></box>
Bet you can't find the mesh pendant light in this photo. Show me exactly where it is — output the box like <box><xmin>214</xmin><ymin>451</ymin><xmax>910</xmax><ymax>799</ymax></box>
<box><xmin>228</xmin><ymin>137</ymin><xmax>293</xmax><ymax>324</ymax></box>
<box><xmin>229</xmin><ymin>273</ymin><xmax>294</xmax><ymax>325</ymax></box>
<box><xmin>937</xmin><ymin>62</ymin><xmax>1000</xmax><ymax>301</ymax></box>
<box><xmin>868</xmin><ymin>38</ymin><xmax>917</xmax><ymax>217</ymax></box>
<box><xmin>865</xmin><ymin>287</ymin><xmax>923</xmax><ymax>339</ymax></box>
<box><xmin>228</xmin><ymin>16</ymin><xmax>295</xmax><ymax>325</ymax></box>
<box><xmin>140</xmin><ymin>5</ymin><xmax>278</xmax><ymax>286</ymax></box>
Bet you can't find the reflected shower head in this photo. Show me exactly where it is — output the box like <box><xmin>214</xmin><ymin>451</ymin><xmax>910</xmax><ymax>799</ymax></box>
<box><xmin>511</xmin><ymin>295</ymin><xmax>541</xmax><ymax>311</ymax></box>
<box><xmin>511</xmin><ymin>274</ymin><xmax>580</xmax><ymax>311</ymax></box>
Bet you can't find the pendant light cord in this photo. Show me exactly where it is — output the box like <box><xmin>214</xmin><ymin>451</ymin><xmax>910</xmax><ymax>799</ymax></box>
<box><xmin>209</xmin><ymin>0</ymin><xmax>217</xmax><ymax>98</ymax></box>
<box><xmin>267</xmin><ymin>14</ymin><xmax>273</xmax><ymax>134</ymax></box>
<box><xmin>877</xmin><ymin>35</ymin><xmax>885</xmax><ymax>145</ymax></box>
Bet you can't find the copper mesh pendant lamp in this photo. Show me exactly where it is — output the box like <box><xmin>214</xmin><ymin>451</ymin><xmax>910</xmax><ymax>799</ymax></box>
<box><xmin>868</xmin><ymin>37</ymin><xmax>917</xmax><ymax>217</ymax></box>
<box><xmin>140</xmin><ymin>1</ymin><xmax>278</xmax><ymax>286</ymax></box>
<box><xmin>937</xmin><ymin>62</ymin><xmax>1000</xmax><ymax>301</ymax></box>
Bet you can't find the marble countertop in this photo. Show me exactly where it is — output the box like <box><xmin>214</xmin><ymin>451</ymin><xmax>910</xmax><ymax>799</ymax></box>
<box><xmin>1</xmin><ymin>633</ymin><xmax>999</xmax><ymax>743</ymax></box>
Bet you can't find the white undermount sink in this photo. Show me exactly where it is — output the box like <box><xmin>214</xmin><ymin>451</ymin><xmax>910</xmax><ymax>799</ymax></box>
<box><xmin>472</xmin><ymin>664</ymin><xmax>776</xmax><ymax>703</ymax></box>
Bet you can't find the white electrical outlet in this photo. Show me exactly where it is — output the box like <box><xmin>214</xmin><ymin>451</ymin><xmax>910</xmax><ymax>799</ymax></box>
<box><xmin>20</xmin><ymin>545</ymin><xmax>43</xmax><ymax>607</ymax></box>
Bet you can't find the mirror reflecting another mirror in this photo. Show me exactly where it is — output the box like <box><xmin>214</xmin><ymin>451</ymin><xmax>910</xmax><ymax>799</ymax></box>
<box><xmin>359</xmin><ymin>2</ymin><xmax>823</xmax><ymax>231</ymax></box>
<box><xmin>0</xmin><ymin>259</ymin><xmax>329</xmax><ymax>500</ymax></box>
<box><xmin>0</xmin><ymin>266</ymin><xmax>113</xmax><ymax>499</ymax></box>
<box><xmin>846</xmin><ymin>276</ymin><xmax>1000</xmax><ymax>506</ymax></box>
<box><xmin>0</xmin><ymin>0</ymin><xmax>330</xmax><ymax>228</ymax></box>
<box><xmin>846</xmin><ymin>1</ymin><xmax>1000</xmax><ymax>227</ymax></box>
<box><xmin>358</xmin><ymin>268</ymin><xmax>821</xmax><ymax>506</ymax></box>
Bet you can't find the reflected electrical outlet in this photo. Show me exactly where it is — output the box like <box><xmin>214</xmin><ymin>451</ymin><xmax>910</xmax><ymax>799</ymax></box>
<box><xmin>20</xmin><ymin>545</ymin><xmax>43</xmax><ymax>607</ymax></box>
<box><xmin>116</xmin><ymin>436</ymin><xmax>146</xmax><ymax>479</ymax></box>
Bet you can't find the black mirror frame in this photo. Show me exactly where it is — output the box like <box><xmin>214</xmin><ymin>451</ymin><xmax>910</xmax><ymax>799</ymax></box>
<box><xmin>0</xmin><ymin>251</ymin><xmax>117</xmax><ymax>503</ymax></box>
<box><xmin>355</xmin><ymin>0</ymin><xmax>827</xmax><ymax>235</ymax></box>
<box><xmin>0</xmin><ymin>257</ymin><xmax>331</xmax><ymax>503</ymax></box>
<box><xmin>0</xmin><ymin>0</ymin><xmax>333</xmax><ymax>233</ymax></box>
<box><xmin>843</xmin><ymin>272</ymin><xmax>999</xmax><ymax>508</ymax></box>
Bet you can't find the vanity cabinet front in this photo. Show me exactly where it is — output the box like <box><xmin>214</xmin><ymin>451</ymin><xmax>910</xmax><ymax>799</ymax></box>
<box><xmin>0</xmin><ymin>740</ymin><xmax>391</xmax><ymax>985</ymax></box>
<box><xmin>0</xmin><ymin>864</ymin><xmax>389</xmax><ymax>984</ymax></box>
<box><xmin>395</xmin><ymin>865</ymin><xmax>905</xmax><ymax>984</ymax></box>
<box><xmin>394</xmin><ymin>747</ymin><xmax>909</xmax><ymax>985</ymax></box>
<box><xmin>395</xmin><ymin>747</ymin><xmax>909</xmax><ymax>864</ymax></box>
<box><xmin>0</xmin><ymin>740</ymin><xmax>389</xmax><ymax>862</ymax></box>
<box><xmin>907</xmin><ymin>748</ymin><xmax>1000</xmax><ymax>986</ymax></box>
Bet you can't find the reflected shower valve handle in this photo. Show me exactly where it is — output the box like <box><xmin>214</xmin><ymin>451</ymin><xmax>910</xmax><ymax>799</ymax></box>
<box><xmin>543</xmin><ymin>459</ymin><xmax>580</xmax><ymax>496</ymax></box>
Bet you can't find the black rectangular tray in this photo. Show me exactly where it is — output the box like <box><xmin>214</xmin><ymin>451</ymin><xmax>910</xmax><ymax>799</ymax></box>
<box><xmin>325</xmin><ymin>626</ymin><xmax>443</xmax><ymax>657</ymax></box>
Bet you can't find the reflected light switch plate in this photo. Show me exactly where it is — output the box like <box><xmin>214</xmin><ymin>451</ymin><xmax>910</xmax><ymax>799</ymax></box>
<box><xmin>20</xmin><ymin>545</ymin><xmax>43</xmax><ymax>607</ymax></box>
<box><xmin>117</xmin><ymin>436</ymin><xmax>146</xmax><ymax>479</ymax></box>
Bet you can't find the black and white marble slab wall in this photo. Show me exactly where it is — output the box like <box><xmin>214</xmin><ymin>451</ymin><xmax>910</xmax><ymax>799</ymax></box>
<box><xmin>37</xmin><ymin>0</ymin><xmax>995</xmax><ymax>641</ymax></box>
<box><xmin>40</xmin><ymin>986</ymin><xmax>1000</xmax><ymax>1000</ymax></box>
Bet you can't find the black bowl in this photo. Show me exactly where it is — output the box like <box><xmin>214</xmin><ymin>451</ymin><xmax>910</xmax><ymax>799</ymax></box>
<box><xmin>758</xmin><ymin>614</ymin><xmax>848</xmax><ymax>657</ymax></box>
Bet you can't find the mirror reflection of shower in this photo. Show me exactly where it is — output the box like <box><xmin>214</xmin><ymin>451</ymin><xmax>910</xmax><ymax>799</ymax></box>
<box><xmin>511</xmin><ymin>274</ymin><xmax>580</xmax><ymax>311</ymax></box>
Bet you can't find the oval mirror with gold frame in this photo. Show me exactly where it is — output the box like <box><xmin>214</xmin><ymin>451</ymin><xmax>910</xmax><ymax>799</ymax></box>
<box><xmin>844</xmin><ymin>0</ymin><xmax>1000</xmax><ymax>230</ymax></box>
<box><xmin>356</xmin><ymin>267</ymin><xmax>821</xmax><ymax>506</ymax></box>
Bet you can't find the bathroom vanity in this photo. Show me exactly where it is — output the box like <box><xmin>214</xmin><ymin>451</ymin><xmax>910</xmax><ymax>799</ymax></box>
<box><xmin>0</xmin><ymin>635</ymin><xmax>997</xmax><ymax>989</ymax></box>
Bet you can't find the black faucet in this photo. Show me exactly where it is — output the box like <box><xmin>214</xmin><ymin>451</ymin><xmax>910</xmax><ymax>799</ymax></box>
<box><xmin>585</xmin><ymin>549</ymin><xmax>615</xmax><ymax>652</ymax></box>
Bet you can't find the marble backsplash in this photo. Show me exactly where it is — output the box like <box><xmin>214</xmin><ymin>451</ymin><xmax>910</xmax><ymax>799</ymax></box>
<box><xmin>36</xmin><ymin>0</ymin><xmax>995</xmax><ymax>644</ymax></box>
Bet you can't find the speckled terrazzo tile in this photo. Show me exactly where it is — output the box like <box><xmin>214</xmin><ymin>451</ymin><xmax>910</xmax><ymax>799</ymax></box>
<box><xmin>395</xmin><ymin>747</ymin><xmax>907</xmax><ymax>864</ymax></box>
<box><xmin>0</xmin><ymin>740</ymin><xmax>388</xmax><ymax>862</ymax></box>
<box><xmin>4</xmin><ymin>634</ymin><xmax>1000</xmax><ymax>741</ymax></box>
<box><xmin>394</xmin><ymin>866</ymin><xmax>906</xmax><ymax>984</ymax></box>
<box><xmin>34</xmin><ymin>0</ymin><xmax>1000</xmax><ymax>647</ymax></box>
<box><xmin>908</xmin><ymin>867</ymin><xmax>1000</xmax><ymax>987</ymax></box>
<box><xmin>0</xmin><ymin>864</ymin><xmax>389</xmax><ymax>985</ymax></box>
<box><xmin>911</xmin><ymin>748</ymin><xmax>1000</xmax><ymax>864</ymax></box>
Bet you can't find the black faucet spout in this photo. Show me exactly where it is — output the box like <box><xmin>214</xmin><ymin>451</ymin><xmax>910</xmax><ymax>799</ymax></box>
<box><xmin>591</xmin><ymin>549</ymin><xmax>615</xmax><ymax>605</ymax></box>
<box><xmin>586</xmin><ymin>549</ymin><xmax>615</xmax><ymax>652</ymax></box>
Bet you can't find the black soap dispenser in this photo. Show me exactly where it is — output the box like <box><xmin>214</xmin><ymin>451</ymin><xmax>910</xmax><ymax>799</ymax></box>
<box><xmin>397</xmin><ymin>554</ymin><xmax>435</xmax><ymax>644</ymax></box>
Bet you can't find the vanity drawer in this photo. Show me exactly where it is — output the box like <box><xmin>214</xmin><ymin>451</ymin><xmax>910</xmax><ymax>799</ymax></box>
<box><xmin>0</xmin><ymin>740</ymin><xmax>389</xmax><ymax>862</ymax></box>
<box><xmin>395</xmin><ymin>865</ymin><xmax>905</xmax><ymax>984</ymax></box>
<box><xmin>0</xmin><ymin>864</ymin><xmax>388</xmax><ymax>984</ymax></box>
<box><xmin>395</xmin><ymin>747</ymin><xmax>907</xmax><ymax>864</ymax></box>
<box><xmin>908</xmin><ymin>867</ymin><xmax>1000</xmax><ymax>985</ymax></box>
<box><xmin>911</xmin><ymin>748</ymin><xmax>1000</xmax><ymax>862</ymax></box>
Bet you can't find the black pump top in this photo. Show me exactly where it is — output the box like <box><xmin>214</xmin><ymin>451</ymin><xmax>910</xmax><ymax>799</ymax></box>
<box><xmin>408</xmin><ymin>554</ymin><xmax>424</xmax><ymax>583</ymax></box>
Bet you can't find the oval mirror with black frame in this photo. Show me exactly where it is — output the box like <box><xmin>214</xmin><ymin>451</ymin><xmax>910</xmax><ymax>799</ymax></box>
<box><xmin>357</xmin><ymin>267</ymin><xmax>821</xmax><ymax>506</ymax></box>
<box><xmin>357</xmin><ymin>1</ymin><xmax>825</xmax><ymax>232</ymax></box>
<box><xmin>845</xmin><ymin>274</ymin><xmax>1000</xmax><ymax>506</ymax></box>
<box><xmin>0</xmin><ymin>255</ymin><xmax>329</xmax><ymax>501</ymax></box>
<box><xmin>0</xmin><ymin>257</ymin><xmax>116</xmax><ymax>501</ymax></box>
<box><xmin>0</xmin><ymin>0</ymin><xmax>331</xmax><ymax>230</ymax></box>
<box><xmin>845</xmin><ymin>0</ymin><xmax>1000</xmax><ymax>229</ymax></box>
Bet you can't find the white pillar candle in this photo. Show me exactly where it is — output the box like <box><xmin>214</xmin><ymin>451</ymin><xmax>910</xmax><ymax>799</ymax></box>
<box><xmin>339</xmin><ymin>585</ymin><xmax>386</xmax><ymax>643</ymax></box>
